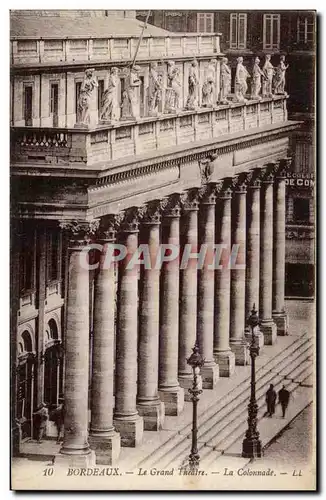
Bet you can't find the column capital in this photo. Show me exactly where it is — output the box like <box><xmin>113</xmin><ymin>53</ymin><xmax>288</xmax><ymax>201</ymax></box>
<box><xmin>199</xmin><ymin>181</ymin><xmax>223</xmax><ymax>205</ymax></box>
<box><xmin>163</xmin><ymin>194</ymin><xmax>182</xmax><ymax>218</ymax></box>
<box><xmin>139</xmin><ymin>199</ymin><xmax>168</xmax><ymax>225</ymax></box>
<box><xmin>217</xmin><ymin>178</ymin><xmax>233</xmax><ymax>200</ymax></box>
<box><xmin>97</xmin><ymin>213</ymin><xmax>125</xmax><ymax>242</ymax></box>
<box><xmin>180</xmin><ymin>189</ymin><xmax>200</xmax><ymax>211</ymax></box>
<box><xmin>261</xmin><ymin>163</ymin><xmax>277</xmax><ymax>184</ymax></box>
<box><xmin>119</xmin><ymin>207</ymin><xmax>141</xmax><ymax>233</ymax></box>
<box><xmin>275</xmin><ymin>157</ymin><xmax>292</xmax><ymax>179</ymax></box>
<box><xmin>59</xmin><ymin>219</ymin><xmax>100</xmax><ymax>247</ymax></box>
<box><xmin>232</xmin><ymin>173</ymin><xmax>248</xmax><ymax>194</ymax></box>
<box><xmin>248</xmin><ymin>169</ymin><xmax>262</xmax><ymax>189</ymax></box>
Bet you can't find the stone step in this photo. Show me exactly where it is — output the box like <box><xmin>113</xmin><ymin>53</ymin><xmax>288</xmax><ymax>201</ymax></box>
<box><xmin>184</xmin><ymin>376</ymin><xmax>313</xmax><ymax>469</ymax></box>
<box><xmin>191</xmin><ymin>364</ymin><xmax>313</xmax><ymax>468</ymax></box>
<box><xmin>141</xmin><ymin>336</ymin><xmax>312</xmax><ymax>469</ymax></box>
<box><xmin>162</xmin><ymin>365</ymin><xmax>311</xmax><ymax>469</ymax></box>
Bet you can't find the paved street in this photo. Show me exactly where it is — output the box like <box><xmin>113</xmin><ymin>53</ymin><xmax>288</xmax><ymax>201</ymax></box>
<box><xmin>261</xmin><ymin>404</ymin><xmax>313</xmax><ymax>466</ymax></box>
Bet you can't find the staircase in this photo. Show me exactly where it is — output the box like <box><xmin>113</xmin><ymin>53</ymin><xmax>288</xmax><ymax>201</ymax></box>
<box><xmin>132</xmin><ymin>332</ymin><xmax>313</xmax><ymax>471</ymax></box>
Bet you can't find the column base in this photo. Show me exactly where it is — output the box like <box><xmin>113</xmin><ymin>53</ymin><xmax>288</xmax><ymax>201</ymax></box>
<box><xmin>214</xmin><ymin>350</ymin><xmax>236</xmax><ymax>377</ymax></box>
<box><xmin>113</xmin><ymin>415</ymin><xmax>143</xmax><ymax>448</ymax></box>
<box><xmin>179</xmin><ymin>374</ymin><xmax>203</xmax><ymax>401</ymax></box>
<box><xmin>244</xmin><ymin>328</ymin><xmax>265</xmax><ymax>351</ymax></box>
<box><xmin>260</xmin><ymin>319</ymin><xmax>277</xmax><ymax>345</ymax></box>
<box><xmin>55</xmin><ymin>449</ymin><xmax>96</xmax><ymax>468</ymax></box>
<box><xmin>200</xmin><ymin>363</ymin><xmax>219</xmax><ymax>389</ymax></box>
<box><xmin>89</xmin><ymin>431</ymin><xmax>121</xmax><ymax>465</ymax></box>
<box><xmin>158</xmin><ymin>387</ymin><xmax>184</xmax><ymax>416</ymax></box>
<box><xmin>230</xmin><ymin>340</ymin><xmax>249</xmax><ymax>366</ymax></box>
<box><xmin>136</xmin><ymin>401</ymin><xmax>165</xmax><ymax>431</ymax></box>
<box><xmin>272</xmin><ymin>311</ymin><xmax>288</xmax><ymax>336</ymax></box>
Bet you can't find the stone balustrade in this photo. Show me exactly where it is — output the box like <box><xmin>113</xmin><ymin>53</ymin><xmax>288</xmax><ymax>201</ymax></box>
<box><xmin>11</xmin><ymin>95</ymin><xmax>288</xmax><ymax>167</ymax></box>
<box><xmin>11</xmin><ymin>34</ymin><xmax>220</xmax><ymax>66</ymax></box>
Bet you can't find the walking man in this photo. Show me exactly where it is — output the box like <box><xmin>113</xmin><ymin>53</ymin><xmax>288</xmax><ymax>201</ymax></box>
<box><xmin>265</xmin><ymin>384</ymin><xmax>277</xmax><ymax>417</ymax></box>
<box><xmin>51</xmin><ymin>402</ymin><xmax>64</xmax><ymax>444</ymax></box>
<box><xmin>34</xmin><ymin>403</ymin><xmax>49</xmax><ymax>443</ymax></box>
<box><xmin>278</xmin><ymin>385</ymin><xmax>290</xmax><ymax>418</ymax></box>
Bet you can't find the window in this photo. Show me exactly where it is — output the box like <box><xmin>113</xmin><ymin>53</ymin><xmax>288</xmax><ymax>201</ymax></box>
<box><xmin>47</xmin><ymin>230</ymin><xmax>60</xmax><ymax>283</ymax></box>
<box><xmin>75</xmin><ymin>81</ymin><xmax>82</xmax><ymax>116</ymax></box>
<box><xmin>263</xmin><ymin>14</ymin><xmax>280</xmax><ymax>50</ymax></box>
<box><xmin>24</xmin><ymin>85</ymin><xmax>33</xmax><ymax>126</ymax></box>
<box><xmin>19</xmin><ymin>233</ymin><xmax>35</xmax><ymax>293</ymax></box>
<box><xmin>50</xmin><ymin>83</ymin><xmax>59</xmax><ymax>127</ymax></box>
<box><xmin>230</xmin><ymin>13</ymin><xmax>247</xmax><ymax>49</ymax></box>
<box><xmin>197</xmin><ymin>13</ymin><xmax>214</xmax><ymax>33</ymax></box>
<box><xmin>297</xmin><ymin>16</ymin><xmax>314</xmax><ymax>44</ymax></box>
<box><xmin>97</xmin><ymin>79</ymin><xmax>104</xmax><ymax>118</ymax></box>
<box><xmin>293</xmin><ymin>198</ymin><xmax>310</xmax><ymax>222</ymax></box>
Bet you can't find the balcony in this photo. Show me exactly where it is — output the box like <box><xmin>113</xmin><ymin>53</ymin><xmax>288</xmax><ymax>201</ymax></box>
<box><xmin>11</xmin><ymin>34</ymin><xmax>221</xmax><ymax>67</ymax></box>
<box><xmin>11</xmin><ymin>96</ymin><xmax>288</xmax><ymax>170</ymax></box>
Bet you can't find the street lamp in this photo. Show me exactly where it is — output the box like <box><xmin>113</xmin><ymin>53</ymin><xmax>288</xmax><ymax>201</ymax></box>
<box><xmin>187</xmin><ymin>341</ymin><xmax>204</xmax><ymax>470</ymax></box>
<box><xmin>242</xmin><ymin>303</ymin><xmax>262</xmax><ymax>458</ymax></box>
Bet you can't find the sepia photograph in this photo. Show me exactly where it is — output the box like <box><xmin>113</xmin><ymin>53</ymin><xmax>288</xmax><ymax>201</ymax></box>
<box><xmin>9</xmin><ymin>7</ymin><xmax>316</xmax><ymax>491</ymax></box>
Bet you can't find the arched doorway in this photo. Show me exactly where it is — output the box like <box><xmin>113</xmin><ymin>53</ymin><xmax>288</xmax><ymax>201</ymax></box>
<box><xmin>43</xmin><ymin>319</ymin><xmax>63</xmax><ymax>411</ymax></box>
<box><xmin>17</xmin><ymin>330</ymin><xmax>35</xmax><ymax>440</ymax></box>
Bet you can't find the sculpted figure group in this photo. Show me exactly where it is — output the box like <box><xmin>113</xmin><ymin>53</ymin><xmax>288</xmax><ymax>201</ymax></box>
<box><xmin>75</xmin><ymin>55</ymin><xmax>289</xmax><ymax>126</ymax></box>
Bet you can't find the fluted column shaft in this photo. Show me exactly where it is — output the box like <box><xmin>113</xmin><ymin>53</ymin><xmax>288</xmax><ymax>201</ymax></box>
<box><xmin>260</xmin><ymin>178</ymin><xmax>274</xmax><ymax>319</ymax></box>
<box><xmin>246</xmin><ymin>179</ymin><xmax>261</xmax><ymax>316</ymax></box>
<box><xmin>89</xmin><ymin>232</ymin><xmax>120</xmax><ymax>464</ymax></box>
<box><xmin>259</xmin><ymin>167</ymin><xmax>277</xmax><ymax>344</ymax></box>
<box><xmin>113</xmin><ymin>217</ymin><xmax>143</xmax><ymax>447</ymax></box>
<box><xmin>214</xmin><ymin>187</ymin><xmax>235</xmax><ymax>376</ymax></box>
<box><xmin>230</xmin><ymin>181</ymin><xmax>249</xmax><ymax>365</ymax></box>
<box><xmin>245</xmin><ymin>176</ymin><xmax>264</xmax><ymax>350</ymax></box>
<box><xmin>197</xmin><ymin>190</ymin><xmax>219</xmax><ymax>388</ymax></box>
<box><xmin>159</xmin><ymin>201</ymin><xmax>184</xmax><ymax>415</ymax></box>
<box><xmin>179</xmin><ymin>194</ymin><xmax>199</xmax><ymax>393</ymax></box>
<box><xmin>273</xmin><ymin>162</ymin><xmax>288</xmax><ymax>335</ymax></box>
<box><xmin>57</xmin><ymin>221</ymin><xmax>99</xmax><ymax>466</ymax></box>
<box><xmin>137</xmin><ymin>214</ymin><xmax>165</xmax><ymax>430</ymax></box>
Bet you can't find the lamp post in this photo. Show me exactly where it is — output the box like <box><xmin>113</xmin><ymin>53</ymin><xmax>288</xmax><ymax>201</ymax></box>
<box><xmin>187</xmin><ymin>341</ymin><xmax>204</xmax><ymax>470</ymax></box>
<box><xmin>242</xmin><ymin>303</ymin><xmax>262</xmax><ymax>458</ymax></box>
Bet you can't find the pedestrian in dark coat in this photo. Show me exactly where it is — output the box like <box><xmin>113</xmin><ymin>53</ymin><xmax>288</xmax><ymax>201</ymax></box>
<box><xmin>278</xmin><ymin>385</ymin><xmax>290</xmax><ymax>417</ymax></box>
<box><xmin>34</xmin><ymin>403</ymin><xmax>49</xmax><ymax>443</ymax></box>
<box><xmin>51</xmin><ymin>403</ymin><xmax>64</xmax><ymax>443</ymax></box>
<box><xmin>265</xmin><ymin>384</ymin><xmax>277</xmax><ymax>417</ymax></box>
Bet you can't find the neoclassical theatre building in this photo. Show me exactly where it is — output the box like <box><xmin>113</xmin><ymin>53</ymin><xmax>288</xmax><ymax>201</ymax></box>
<box><xmin>10</xmin><ymin>10</ymin><xmax>301</xmax><ymax>465</ymax></box>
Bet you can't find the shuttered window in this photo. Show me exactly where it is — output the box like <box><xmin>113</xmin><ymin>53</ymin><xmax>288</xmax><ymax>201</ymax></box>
<box><xmin>297</xmin><ymin>16</ymin><xmax>314</xmax><ymax>44</ymax></box>
<box><xmin>230</xmin><ymin>13</ymin><xmax>247</xmax><ymax>49</ymax></box>
<box><xmin>197</xmin><ymin>13</ymin><xmax>214</xmax><ymax>33</ymax></box>
<box><xmin>263</xmin><ymin>14</ymin><xmax>280</xmax><ymax>50</ymax></box>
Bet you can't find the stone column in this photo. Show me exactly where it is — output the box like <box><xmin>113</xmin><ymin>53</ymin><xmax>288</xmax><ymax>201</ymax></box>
<box><xmin>197</xmin><ymin>185</ymin><xmax>219</xmax><ymax>388</ymax></box>
<box><xmin>137</xmin><ymin>202</ymin><xmax>165</xmax><ymax>430</ymax></box>
<box><xmin>178</xmin><ymin>190</ymin><xmax>199</xmax><ymax>398</ymax></box>
<box><xmin>260</xmin><ymin>165</ymin><xmax>277</xmax><ymax>345</ymax></box>
<box><xmin>56</xmin><ymin>220</ymin><xmax>99</xmax><ymax>467</ymax></box>
<box><xmin>272</xmin><ymin>159</ymin><xmax>290</xmax><ymax>335</ymax></box>
<box><xmin>214</xmin><ymin>182</ymin><xmax>235</xmax><ymax>376</ymax></box>
<box><xmin>89</xmin><ymin>222</ymin><xmax>120</xmax><ymax>464</ymax></box>
<box><xmin>159</xmin><ymin>196</ymin><xmax>184</xmax><ymax>416</ymax></box>
<box><xmin>113</xmin><ymin>210</ymin><xmax>143</xmax><ymax>447</ymax></box>
<box><xmin>245</xmin><ymin>172</ymin><xmax>264</xmax><ymax>350</ymax></box>
<box><xmin>230</xmin><ymin>177</ymin><xmax>249</xmax><ymax>365</ymax></box>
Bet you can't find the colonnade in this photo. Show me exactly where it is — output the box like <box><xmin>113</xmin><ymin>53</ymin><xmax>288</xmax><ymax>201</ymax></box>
<box><xmin>57</xmin><ymin>157</ymin><xmax>290</xmax><ymax>466</ymax></box>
